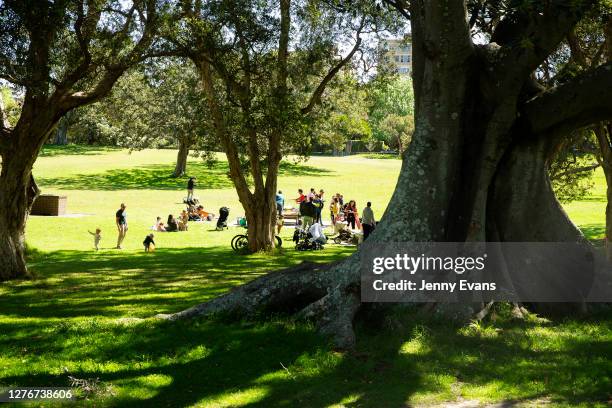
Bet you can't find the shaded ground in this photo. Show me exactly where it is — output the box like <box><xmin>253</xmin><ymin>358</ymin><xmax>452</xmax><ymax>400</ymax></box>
<box><xmin>0</xmin><ymin>146</ymin><xmax>609</xmax><ymax>406</ymax></box>
<box><xmin>38</xmin><ymin>160</ymin><xmax>333</xmax><ymax>191</ymax></box>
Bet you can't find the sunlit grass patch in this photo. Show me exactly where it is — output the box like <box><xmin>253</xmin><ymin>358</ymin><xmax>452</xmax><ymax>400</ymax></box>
<box><xmin>0</xmin><ymin>146</ymin><xmax>609</xmax><ymax>406</ymax></box>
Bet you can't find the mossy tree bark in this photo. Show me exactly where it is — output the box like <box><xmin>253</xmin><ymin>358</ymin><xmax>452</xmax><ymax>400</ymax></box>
<box><xmin>162</xmin><ymin>1</ymin><xmax>612</xmax><ymax>348</ymax></box>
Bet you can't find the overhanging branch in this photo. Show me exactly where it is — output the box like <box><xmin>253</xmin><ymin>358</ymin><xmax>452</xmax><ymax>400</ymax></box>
<box><xmin>59</xmin><ymin>0</ymin><xmax>159</xmax><ymax>111</ymax></box>
<box><xmin>551</xmin><ymin>163</ymin><xmax>600</xmax><ymax>180</ymax></box>
<box><xmin>381</xmin><ymin>0</ymin><xmax>410</xmax><ymax>20</ymax></box>
<box><xmin>301</xmin><ymin>19</ymin><xmax>364</xmax><ymax>115</ymax></box>
<box><xmin>523</xmin><ymin>62</ymin><xmax>612</xmax><ymax>135</ymax></box>
<box><xmin>490</xmin><ymin>1</ymin><xmax>595</xmax><ymax>96</ymax></box>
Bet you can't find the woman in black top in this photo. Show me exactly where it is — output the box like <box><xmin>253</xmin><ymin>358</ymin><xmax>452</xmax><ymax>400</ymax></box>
<box><xmin>166</xmin><ymin>214</ymin><xmax>179</xmax><ymax>232</ymax></box>
<box><xmin>345</xmin><ymin>200</ymin><xmax>357</xmax><ymax>230</ymax></box>
<box><xmin>115</xmin><ymin>203</ymin><xmax>128</xmax><ymax>249</ymax></box>
<box><xmin>187</xmin><ymin>177</ymin><xmax>196</xmax><ymax>200</ymax></box>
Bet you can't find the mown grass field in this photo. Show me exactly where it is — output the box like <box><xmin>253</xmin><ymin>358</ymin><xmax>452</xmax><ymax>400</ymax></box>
<box><xmin>0</xmin><ymin>146</ymin><xmax>610</xmax><ymax>407</ymax></box>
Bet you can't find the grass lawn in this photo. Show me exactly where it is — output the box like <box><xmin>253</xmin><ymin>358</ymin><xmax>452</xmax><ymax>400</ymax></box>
<box><xmin>0</xmin><ymin>146</ymin><xmax>610</xmax><ymax>407</ymax></box>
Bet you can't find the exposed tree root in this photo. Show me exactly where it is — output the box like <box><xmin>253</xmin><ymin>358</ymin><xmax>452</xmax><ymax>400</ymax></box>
<box><xmin>155</xmin><ymin>259</ymin><xmax>364</xmax><ymax>348</ymax></box>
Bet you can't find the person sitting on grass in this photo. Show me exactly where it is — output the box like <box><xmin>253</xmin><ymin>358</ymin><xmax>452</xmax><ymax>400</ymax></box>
<box><xmin>186</xmin><ymin>205</ymin><xmax>197</xmax><ymax>221</ymax></box>
<box><xmin>143</xmin><ymin>233</ymin><xmax>155</xmax><ymax>252</ymax></box>
<box><xmin>88</xmin><ymin>228</ymin><xmax>102</xmax><ymax>251</ymax></box>
<box><xmin>152</xmin><ymin>217</ymin><xmax>166</xmax><ymax>232</ymax></box>
<box><xmin>179</xmin><ymin>210</ymin><xmax>189</xmax><ymax>231</ymax></box>
<box><xmin>196</xmin><ymin>205</ymin><xmax>214</xmax><ymax>221</ymax></box>
<box><xmin>166</xmin><ymin>214</ymin><xmax>179</xmax><ymax>232</ymax></box>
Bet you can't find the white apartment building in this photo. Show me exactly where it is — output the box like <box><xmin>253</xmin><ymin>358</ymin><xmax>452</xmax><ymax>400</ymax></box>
<box><xmin>380</xmin><ymin>38</ymin><xmax>412</xmax><ymax>76</ymax></box>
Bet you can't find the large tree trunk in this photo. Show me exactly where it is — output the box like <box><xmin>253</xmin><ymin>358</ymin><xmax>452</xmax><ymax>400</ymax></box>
<box><xmin>173</xmin><ymin>139</ymin><xmax>190</xmax><ymax>178</ymax></box>
<box><xmin>604</xmin><ymin>166</ymin><xmax>612</xmax><ymax>261</ymax></box>
<box><xmin>53</xmin><ymin>117</ymin><xmax>69</xmax><ymax>145</ymax></box>
<box><xmin>162</xmin><ymin>1</ymin><xmax>610</xmax><ymax>348</ymax></box>
<box><xmin>0</xmin><ymin>153</ymin><xmax>40</xmax><ymax>280</ymax></box>
<box><xmin>595</xmin><ymin>123</ymin><xmax>612</xmax><ymax>260</ymax></box>
<box><xmin>245</xmin><ymin>195</ymin><xmax>278</xmax><ymax>252</ymax></box>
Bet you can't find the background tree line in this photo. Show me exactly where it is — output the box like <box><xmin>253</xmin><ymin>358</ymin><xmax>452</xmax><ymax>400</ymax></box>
<box><xmin>38</xmin><ymin>71</ymin><xmax>416</xmax><ymax>157</ymax></box>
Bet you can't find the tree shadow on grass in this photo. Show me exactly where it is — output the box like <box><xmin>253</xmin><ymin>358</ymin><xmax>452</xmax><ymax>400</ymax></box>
<box><xmin>3</xmin><ymin>244</ymin><xmax>611</xmax><ymax>406</ymax></box>
<box><xmin>1</xmin><ymin>312</ymin><xmax>611</xmax><ymax>407</ymax></box>
<box><xmin>0</xmin><ymin>316</ymin><xmax>423</xmax><ymax>407</ymax></box>
<box><xmin>2</xmin><ymin>246</ymin><xmax>350</xmax><ymax>319</ymax></box>
<box><xmin>278</xmin><ymin>161</ymin><xmax>334</xmax><ymax>177</ymax></box>
<box><xmin>37</xmin><ymin>161</ymin><xmax>334</xmax><ymax>191</ymax></box>
<box><xmin>580</xmin><ymin>224</ymin><xmax>605</xmax><ymax>245</ymax></box>
<box><xmin>1</xmin><ymin>243</ymin><xmax>420</xmax><ymax>407</ymax></box>
<box><xmin>39</xmin><ymin>145</ymin><xmax>122</xmax><ymax>157</ymax></box>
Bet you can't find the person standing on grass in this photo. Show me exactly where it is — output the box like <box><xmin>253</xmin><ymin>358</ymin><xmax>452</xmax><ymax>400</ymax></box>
<box><xmin>276</xmin><ymin>190</ymin><xmax>285</xmax><ymax>214</ymax></box>
<box><xmin>275</xmin><ymin>212</ymin><xmax>284</xmax><ymax>235</ymax></box>
<box><xmin>330</xmin><ymin>197</ymin><xmax>340</xmax><ymax>226</ymax></box>
<box><xmin>295</xmin><ymin>189</ymin><xmax>306</xmax><ymax>204</ymax></box>
<box><xmin>88</xmin><ymin>228</ymin><xmax>102</xmax><ymax>251</ymax></box>
<box><xmin>308</xmin><ymin>188</ymin><xmax>316</xmax><ymax>200</ymax></box>
<box><xmin>115</xmin><ymin>203</ymin><xmax>128</xmax><ymax>249</ymax></box>
<box><xmin>312</xmin><ymin>194</ymin><xmax>323</xmax><ymax>225</ymax></box>
<box><xmin>187</xmin><ymin>177</ymin><xmax>196</xmax><ymax>200</ymax></box>
<box><xmin>295</xmin><ymin>188</ymin><xmax>306</xmax><ymax>225</ymax></box>
<box><xmin>345</xmin><ymin>200</ymin><xmax>357</xmax><ymax>230</ymax></box>
<box><xmin>361</xmin><ymin>202</ymin><xmax>376</xmax><ymax>240</ymax></box>
<box><xmin>299</xmin><ymin>196</ymin><xmax>317</xmax><ymax>230</ymax></box>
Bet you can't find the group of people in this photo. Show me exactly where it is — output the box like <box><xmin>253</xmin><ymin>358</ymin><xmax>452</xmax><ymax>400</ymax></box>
<box><xmin>329</xmin><ymin>194</ymin><xmax>376</xmax><ymax>239</ymax></box>
<box><xmin>89</xmin><ymin>195</ymin><xmax>216</xmax><ymax>252</ymax></box>
<box><xmin>293</xmin><ymin>188</ymin><xmax>326</xmax><ymax>230</ymax></box>
<box><xmin>85</xmin><ymin>202</ymin><xmax>129</xmax><ymax>251</ymax></box>
<box><xmin>281</xmin><ymin>187</ymin><xmax>377</xmax><ymax>240</ymax></box>
<box><xmin>151</xmin><ymin>213</ymin><xmax>187</xmax><ymax>232</ymax></box>
<box><xmin>90</xmin><ymin>179</ymin><xmax>377</xmax><ymax>252</ymax></box>
<box><xmin>151</xmin><ymin>207</ymin><xmax>214</xmax><ymax>233</ymax></box>
<box><xmin>146</xmin><ymin>178</ymin><xmax>214</xmax><ymax>234</ymax></box>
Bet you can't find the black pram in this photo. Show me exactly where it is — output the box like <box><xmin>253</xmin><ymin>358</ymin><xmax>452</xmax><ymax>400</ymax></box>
<box><xmin>293</xmin><ymin>228</ymin><xmax>324</xmax><ymax>251</ymax></box>
<box><xmin>217</xmin><ymin>207</ymin><xmax>229</xmax><ymax>230</ymax></box>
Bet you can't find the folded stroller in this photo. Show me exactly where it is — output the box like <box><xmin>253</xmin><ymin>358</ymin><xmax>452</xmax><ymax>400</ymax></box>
<box><xmin>217</xmin><ymin>207</ymin><xmax>229</xmax><ymax>230</ymax></box>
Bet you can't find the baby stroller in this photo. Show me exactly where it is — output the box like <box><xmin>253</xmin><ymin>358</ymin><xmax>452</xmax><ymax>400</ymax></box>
<box><xmin>293</xmin><ymin>228</ymin><xmax>324</xmax><ymax>251</ymax></box>
<box><xmin>333</xmin><ymin>228</ymin><xmax>353</xmax><ymax>244</ymax></box>
<box><xmin>217</xmin><ymin>207</ymin><xmax>229</xmax><ymax>230</ymax></box>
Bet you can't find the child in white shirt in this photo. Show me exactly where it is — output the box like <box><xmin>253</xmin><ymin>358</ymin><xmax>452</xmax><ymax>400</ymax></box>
<box><xmin>88</xmin><ymin>228</ymin><xmax>102</xmax><ymax>250</ymax></box>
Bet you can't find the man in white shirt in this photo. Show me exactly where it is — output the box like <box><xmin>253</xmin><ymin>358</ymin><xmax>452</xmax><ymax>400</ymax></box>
<box><xmin>308</xmin><ymin>222</ymin><xmax>327</xmax><ymax>244</ymax></box>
